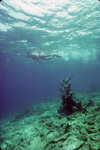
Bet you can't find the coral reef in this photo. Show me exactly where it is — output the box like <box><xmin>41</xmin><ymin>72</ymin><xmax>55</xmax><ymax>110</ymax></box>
<box><xmin>0</xmin><ymin>92</ymin><xmax>100</xmax><ymax>150</ymax></box>
<box><xmin>58</xmin><ymin>74</ymin><xmax>82</xmax><ymax>114</ymax></box>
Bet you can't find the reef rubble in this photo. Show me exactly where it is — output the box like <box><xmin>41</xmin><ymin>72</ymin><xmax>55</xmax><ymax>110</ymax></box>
<box><xmin>0</xmin><ymin>91</ymin><xmax>100</xmax><ymax>150</ymax></box>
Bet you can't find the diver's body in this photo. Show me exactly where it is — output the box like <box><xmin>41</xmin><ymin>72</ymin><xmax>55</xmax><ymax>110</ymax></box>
<box><xmin>27</xmin><ymin>50</ymin><xmax>61</xmax><ymax>63</ymax></box>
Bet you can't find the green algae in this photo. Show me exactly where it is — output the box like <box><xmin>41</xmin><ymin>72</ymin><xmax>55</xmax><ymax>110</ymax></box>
<box><xmin>0</xmin><ymin>92</ymin><xmax>100</xmax><ymax>150</ymax></box>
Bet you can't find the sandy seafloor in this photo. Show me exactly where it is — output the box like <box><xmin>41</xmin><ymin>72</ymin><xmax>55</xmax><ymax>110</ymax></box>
<box><xmin>0</xmin><ymin>91</ymin><xmax>100</xmax><ymax>150</ymax></box>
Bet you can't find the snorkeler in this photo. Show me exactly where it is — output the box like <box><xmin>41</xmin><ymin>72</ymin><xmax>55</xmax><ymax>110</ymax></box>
<box><xmin>27</xmin><ymin>49</ymin><xmax>62</xmax><ymax>63</ymax></box>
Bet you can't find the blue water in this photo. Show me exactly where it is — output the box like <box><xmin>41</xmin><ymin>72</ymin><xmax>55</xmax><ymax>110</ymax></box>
<box><xmin>0</xmin><ymin>0</ymin><xmax>100</xmax><ymax>119</ymax></box>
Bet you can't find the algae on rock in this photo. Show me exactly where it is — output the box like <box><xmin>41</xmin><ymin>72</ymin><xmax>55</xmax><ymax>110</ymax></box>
<box><xmin>58</xmin><ymin>74</ymin><xmax>82</xmax><ymax>115</ymax></box>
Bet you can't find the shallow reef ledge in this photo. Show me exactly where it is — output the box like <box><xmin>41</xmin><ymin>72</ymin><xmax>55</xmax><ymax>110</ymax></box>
<box><xmin>0</xmin><ymin>91</ymin><xmax>100</xmax><ymax>150</ymax></box>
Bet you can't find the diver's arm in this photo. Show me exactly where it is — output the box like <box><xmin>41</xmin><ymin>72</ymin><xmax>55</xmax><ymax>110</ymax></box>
<box><xmin>29</xmin><ymin>55</ymin><xmax>41</xmax><ymax>63</ymax></box>
<box><xmin>36</xmin><ymin>57</ymin><xmax>41</xmax><ymax>63</ymax></box>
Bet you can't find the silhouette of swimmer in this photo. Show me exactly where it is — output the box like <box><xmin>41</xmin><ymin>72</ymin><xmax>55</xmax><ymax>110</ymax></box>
<box><xmin>27</xmin><ymin>50</ymin><xmax>62</xmax><ymax>63</ymax></box>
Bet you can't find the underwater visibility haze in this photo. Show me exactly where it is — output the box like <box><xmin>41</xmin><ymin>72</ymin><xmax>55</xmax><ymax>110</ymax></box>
<box><xmin>0</xmin><ymin>0</ymin><xmax>100</xmax><ymax>118</ymax></box>
<box><xmin>0</xmin><ymin>0</ymin><xmax>100</xmax><ymax>149</ymax></box>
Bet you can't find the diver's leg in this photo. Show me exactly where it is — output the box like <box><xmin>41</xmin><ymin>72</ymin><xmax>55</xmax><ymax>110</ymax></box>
<box><xmin>53</xmin><ymin>54</ymin><xmax>62</xmax><ymax>58</ymax></box>
<box><xmin>40</xmin><ymin>55</ymin><xmax>54</xmax><ymax>60</ymax></box>
<box><xmin>43</xmin><ymin>54</ymin><xmax>62</xmax><ymax>58</ymax></box>
<box><xmin>41</xmin><ymin>54</ymin><xmax>62</xmax><ymax>60</ymax></box>
<box><xmin>40</xmin><ymin>54</ymin><xmax>62</xmax><ymax>60</ymax></box>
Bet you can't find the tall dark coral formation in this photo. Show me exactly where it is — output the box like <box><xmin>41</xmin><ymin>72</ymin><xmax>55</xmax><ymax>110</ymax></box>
<box><xmin>58</xmin><ymin>74</ymin><xmax>82</xmax><ymax>115</ymax></box>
